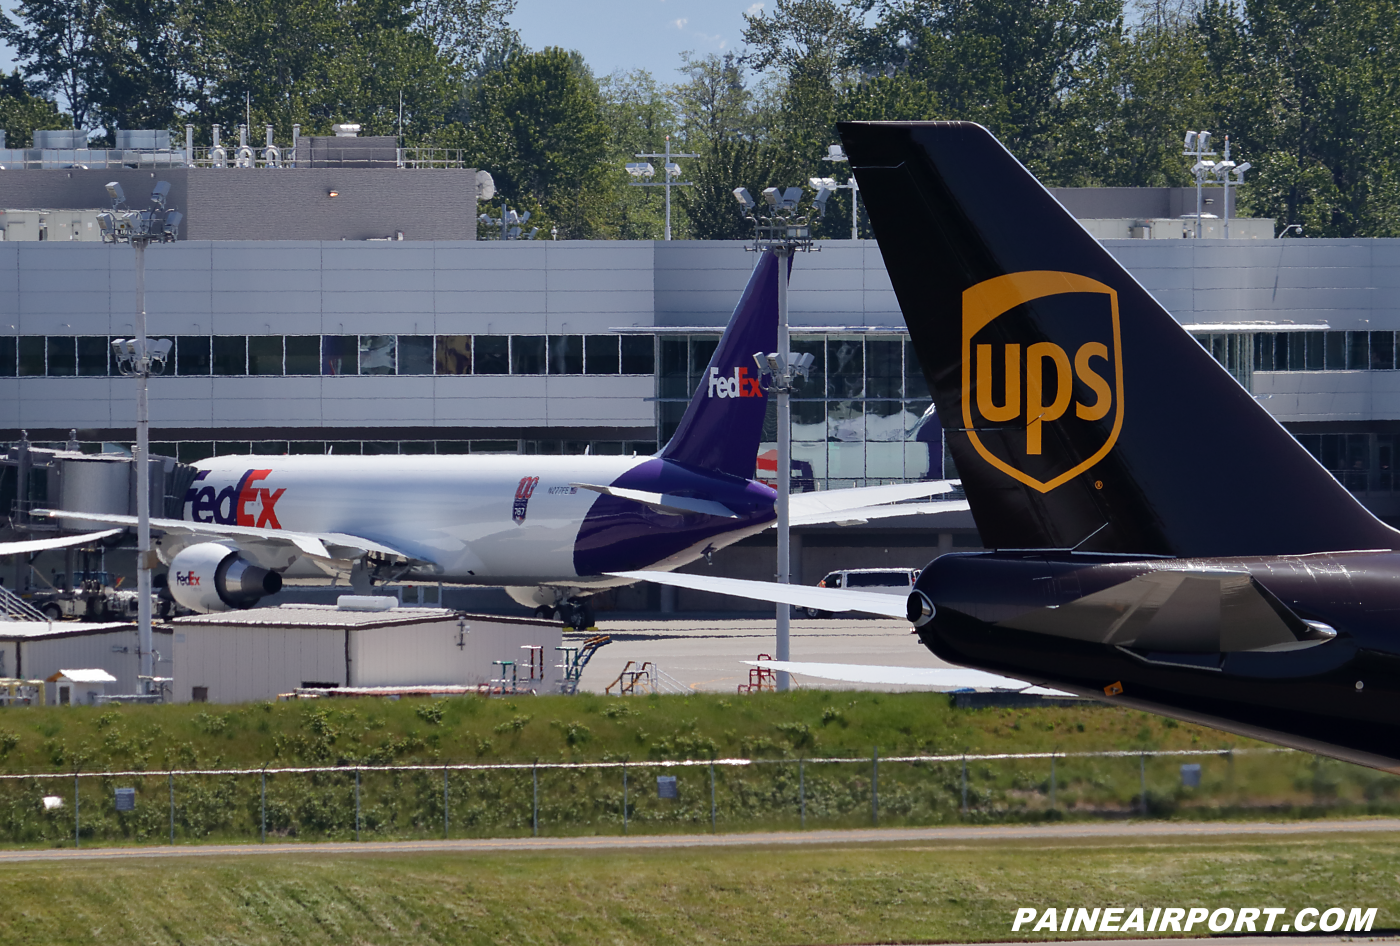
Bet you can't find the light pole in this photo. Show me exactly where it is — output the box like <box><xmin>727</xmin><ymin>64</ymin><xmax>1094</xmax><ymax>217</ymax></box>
<box><xmin>734</xmin><ymin>185</ymin><xmax>820</xmax><ymax>691</ymax></box>
<box><xmin>626</xmin><ymin>136</ymin><xmax>698</xmax><ymax>241</ymax></box>
<box><xmin>1210</xmin><ymin>136</ymin><xmax>1251</xmax><ymax>239</ymax></box>
<box><xmin>99</xmin><ymin>182</ymin><xmax>181</xmax><ymax>695</ymax></box>
<box><xmin>1183</xmin><ymin>131</ymin><xmax>1216</xmax><ymax>239</ymax></box>
<box><xmin>818</xmin><ymin>143</ymin><xmax>860</xmax><ymax>240</ymax></box>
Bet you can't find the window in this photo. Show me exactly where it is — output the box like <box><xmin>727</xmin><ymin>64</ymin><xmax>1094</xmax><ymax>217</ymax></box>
<box><xmin>585</xmin><ymin>335</ymin><xmax>619</xmax><ymax>374</ymax></box>
<box><xmin>548</xmin><ymin>335</ymin><xmax>583</xmax><ymax>374</ymax></box>
<box><xmin>904</xmin><ymin>337</ymin><xmax>929</xmax><ymax>398</ymax></box>
<box><xmin>620</xmin><ymin>335</ymin><xmax>654</xmax><ymax>374</ymax></box>
<box><xmin>865</xmin><ymin>338</ymin><xmax>902</xmax><ymax>399</ymax></box>
<box><xmin>658</xmin><ymin>338</ymin><xmax>687</xmax><ymax>396</ymax></box>
<box><xmin>511</xmin><ymin>335</ymin><xmax>545</xmax><ymax>374</ymax></box>
<box><xmin>248</xmin><ymin>336</ymin><xmax>283</xmax><ymax>375</ymax></box>
<box><xmin>1372</xmin><ymin>331</ymin><xmax>1395</xmax><ymax>370</ymax></box>
<box><xmin>46</xmin><ymin>336</ymin><xmax>75</xmax><ymax>376</ymax></box>
<box><xmin>359</xmin><ymin>335</ymin><xmax>396</xmax><ymax>375</ymax></box>
<box><xmin>1348</xmin><ymin>331</ymin><xmax>1370</xmax><ymax>370</ymax></box>
<box><xmin>1306</xmin><ymin>331</ymin><xmax>1325</xmax><ymax>370</ymax></box>
<box><xmin>688</xmin><ymin>336</ymin><xmax>718</xmax><ymax>388</ymax></box>
<box><xmin>285</xmin><ymin>336</ymin><xmax>319</xmax><ymax>375</ymax></box>
<box><xmin>436</xmin><ymin>336</ymin><xmax>472</xmax><ymax>375</ymax></box>
<box><xmin>398</xmin><ymin>335</ymin><xmax>433</xmax><ymax>375</ymax></box>
<box><xmin>77</xmin><ymin>337</ymin><xmax>108</xmax><ymax>376</ymax></box>
<box><xmin>0</xmin><ymin>337</ymin><xmax>14</xmax><ymax>376</ymax></box>
<box><xmin>827</xmin><ymin>337</ymin><xmax>864</xmax><ymax>398</ymax></box>
<box><xmin>212</xmin><ymin>336</ymin><xmax>246</xmax><ymax>375</ymax></box>
<box><xmin>1324</xmin><ymin>332</ymin><xmax>1346</xmax><ymax>369</ymax></box>
<box><xmin>176</xmin><ymin>336</ymin><xmax>210</xmax><ymax>375</ymax></box>
<box><xmin>474</xmin><ymin>335</ymin><xmax>508</xmax><ymax>374</ymax></box>
<box><xmin>321</xmin><ymin>335</ymin><xmax>357</xmax><ymax>375</ymax></box>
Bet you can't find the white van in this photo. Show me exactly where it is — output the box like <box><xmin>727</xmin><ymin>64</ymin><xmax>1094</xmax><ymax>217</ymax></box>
<box><xmin>805</xmin><ymin>567</ymin><xmax>920</xmax><ymax>618</ymax></box>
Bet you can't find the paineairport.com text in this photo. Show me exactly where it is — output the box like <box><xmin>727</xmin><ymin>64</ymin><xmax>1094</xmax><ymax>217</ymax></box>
<box><xmin>1012</xmin><ymin>907</ymin><xmax>1378</xmax><ymax>934</ymax></box>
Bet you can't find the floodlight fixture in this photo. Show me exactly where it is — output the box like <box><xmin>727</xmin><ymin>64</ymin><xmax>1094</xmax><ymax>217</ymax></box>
<box><xmin>820</xmin><ymin>145</ymin><xmax>862</xmax><ymax>239</ymax></box>
<box><xmin>812</xmin><ymin>185</ymin><xmax>835</xmax><ymax>218</ymax></box>
<box><xmin>627</xmin><ymin>136</ymin><xmax>697</xmax><ymax>239</ymax></box>
<box><xmin>162</xmin><ymin>210</ymin><xmax>183</xmax><ymax>240</ymax></box>
<box><xmin>826</xmin><ymin>143</ymin><xmax>848</xmax><ymax>162</ymax></box>
<box><xmin>762</xmin><ymin>186</ymin><xmax>781</xmax><ymax>208</ymax></box>
<box><xmin>733</xmin><ymin>187</ymin><xmax>755</xmax><ymax>212</ymax></box>
<box><xmin>809</xmin><ymin>176</ymin><xmax>838</xmax><ymax>190</ymax></box>
<box><xmin>1198</xmin><ymin>131</ymin><xmax>1211</xmax><ymax>152</ymax></box>
<box><xmin>1234</xmin><ymin>161</ymin><xmax>1252</xmax><ymax>178</ymax></box>
<box><xmin>148</xmin><ymin>338</ymin><xmax>173</xmax><ymax>373</ymax></box>
<box><xmin>105</xmin><ymin>181</ymin><xmax>125</xmax><ymax>207</ymax></box>
<box><xmin>150</xmin><ymin>180</ymin><xmax>170</xmax><ymax>207</ymax></box>
<box><xmin>1184</xmin><ymin>131</ymin><xmax>1197</xmax><ymax>149</ymax></box>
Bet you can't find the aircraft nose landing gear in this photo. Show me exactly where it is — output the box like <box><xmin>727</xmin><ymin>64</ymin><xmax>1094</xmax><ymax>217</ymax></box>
<box><xmin>558</xmin><ymin>598</ymin><xmax>595</xmax><ymax>632</ymax></box>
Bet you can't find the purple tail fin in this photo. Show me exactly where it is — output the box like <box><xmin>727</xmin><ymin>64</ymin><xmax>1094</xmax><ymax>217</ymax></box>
<box><xmin>659</xmin><ymin>250</ymin><xmax>783</xmax><ymax>479</ymax></box>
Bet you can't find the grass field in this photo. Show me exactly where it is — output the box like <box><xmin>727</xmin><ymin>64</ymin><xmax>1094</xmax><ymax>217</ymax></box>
<box><xmin>2</xmin><ymin>830</ymin><xmax>1395</xmax><ymax>945</ymax></box>
<box><xmin>1</xmin><ymin>693</ymin><xmax>1399</xmax><ymax>849</ymax></box>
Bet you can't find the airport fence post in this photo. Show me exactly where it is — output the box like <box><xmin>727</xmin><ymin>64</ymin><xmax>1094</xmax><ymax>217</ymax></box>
<box><xmin>709</xmin><ymin>761</ymin><xmax>716</xmax><ymax>832</ymax></box>
<box><xmin>73</xmin><ymin>772</ymin><xmax>79</xmax><ymax>848</ymax></box>
<box><xmin>799</xmin><ymin>758</ymin><xmax>805</xmax><ymax>829</ymax></box>
<box><xmin>622</xmin><ymin>760</ymin><xmax>629</xmax><ymax>835</ymax></box>
<box><xmin>355</xmin><ymin>768</ymin><xmax>361</xmax><ymax>841</ymax></box>
<box><xmin>169</xmin><ymin>771</ymin><xmax>175</xmax><ymax>844</ymax></box>
<box><xmin>532</xmin><ymin>762</ymin><xmax>538</xmax><ymax>838</ymax></box>
<box><xmin>1049</xmin><ymin>754</ymin><xmax>1056</xmax><ymax>811</ymax></box>
<box><xmin>443</xmin><ymin>766</ymin><xmax>449</xmax><ymax>839</ymax></box>
<box><xmin>871</xmin><ymin>747</ymin><xmax>879</xmax><ymax>826</ymax></box>
<box><xmin>260</xmin><ymin>768</ymin><xmax>266</xmax><ymax>843</ymax></box>
<box><xmin>960</xmin><ymin>755</ymin><xmax>968</xmax><ymax>816</ymax></box>
<box><xmin>1139</xmin><ymin>753</ymin><xmax>1147</xmax><ymax>816</ymax></box>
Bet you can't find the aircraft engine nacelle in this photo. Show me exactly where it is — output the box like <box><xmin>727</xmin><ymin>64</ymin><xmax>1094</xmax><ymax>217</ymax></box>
<box><xmin>167</xmin><ymin>542</ymin><xmax>283</xmax><ymax>612</ymax></box>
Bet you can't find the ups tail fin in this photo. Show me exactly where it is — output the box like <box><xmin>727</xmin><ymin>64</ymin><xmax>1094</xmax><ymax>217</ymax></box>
<box><xmin>659</xmin><ymin>250</ymin><xmax>781</xmax><ymax>478</ymax></box>
<box><xmin>838</xmin><ymin>120</ymin><xmax>1396</xmax><ymax>556</ymax></box>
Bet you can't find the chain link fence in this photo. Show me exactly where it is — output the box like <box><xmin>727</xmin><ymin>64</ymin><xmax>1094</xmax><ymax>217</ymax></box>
<box><xmin>0</xmin><ymin>746</ymin><xmax>1395</xmax><ymax>849</ymax></box>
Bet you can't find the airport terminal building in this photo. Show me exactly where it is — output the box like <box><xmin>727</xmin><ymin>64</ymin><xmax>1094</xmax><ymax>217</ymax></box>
<box><xmin>3</xmin><ymin>141</ymin><xmax>1400</xmax><ymax>600</ymax></box>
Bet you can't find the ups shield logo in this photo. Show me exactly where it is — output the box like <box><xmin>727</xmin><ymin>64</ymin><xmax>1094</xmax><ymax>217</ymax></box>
<box><xmin>961</xmin><ymin>271</ymin><xmax>1124</xmax><ymax>494</ymax></box>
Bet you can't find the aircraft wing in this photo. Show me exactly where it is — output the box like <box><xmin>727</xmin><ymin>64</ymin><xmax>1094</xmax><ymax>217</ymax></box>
<box><xmin>745</xmin><ymin>659</ymin><xmax>1073</xmax><ymax>695</ymax></box>
<box><xmin>33</xmin><ymin>510</ymin><xmax>414</xmax><ymax>562</ymax></box>
<box><xmin>0</xmin><ymin>529</ymin><xmax>123</xmax><ymax>556</ymax></box>
<box><xmin>608</xmin><ymin>569</ymin><xmax>909</xmax><ymax>617</ymax></box>
<box><xmin>571</xmin><ymin>483</ymin><xmax>739</xmax><ymax>519</ymax></box>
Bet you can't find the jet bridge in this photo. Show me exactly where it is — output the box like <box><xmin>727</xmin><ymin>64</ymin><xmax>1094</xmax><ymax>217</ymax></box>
<box><xmin>0</xmin><ymin>434</ymin><xmax>198</xmax><ymax>593</ymax></box>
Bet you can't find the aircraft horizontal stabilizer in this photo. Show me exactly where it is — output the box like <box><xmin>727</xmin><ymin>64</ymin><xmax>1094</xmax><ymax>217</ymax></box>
<box><xmin>788</xmin><ymin>480</ymin><xmax>956</xmax><ymax>518</ymax></box>
<box><xmin>0</xmin><ymin>529</ymin><xmax>123</xmax><ymax>556</ymax></box>
<box><xmin>571</xmin><ymin>483</ymin><xmax>738</xmax><ymax>519</ymax></box>
<box><xmin>788</xmin><ymin>499</ymin><xmax>970</xmax><ymax>527</ymax></box>
<box><xmin>607</xmin><ymin>569</ymin><xmax>909</xmax><ymax>617</ymax></box>
<box><xmin>745</xmin><ymin>659</ymin><xmax>1071</xmax><ymax>695</ymax></box>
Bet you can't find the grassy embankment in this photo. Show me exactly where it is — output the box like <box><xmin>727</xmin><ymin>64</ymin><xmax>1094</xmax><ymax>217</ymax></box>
<box><xmin>0</xmin><ymin>692</ymin><xmax>1396</xmax><ymax>847</ymax></box>
<box><xmin>2</xmin><ymin>832</ymin><xmax>1396</xmax><ymax>945</ymax></box>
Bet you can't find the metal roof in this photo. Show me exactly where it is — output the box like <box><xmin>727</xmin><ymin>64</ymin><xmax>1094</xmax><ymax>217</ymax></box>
<box><xmin>171</xmin><ymin>605</ymin><xmax>552</xmax><ymax>631</ymax></box>
<box><xmin>54</xmin><ymin>668</ymin><xmax>117</xmax><ymax>683</ymax></box>
<box><xmin>0</xmin><ymin>621</ymin><xmax>149</xmax><ymax>641</ymax></box>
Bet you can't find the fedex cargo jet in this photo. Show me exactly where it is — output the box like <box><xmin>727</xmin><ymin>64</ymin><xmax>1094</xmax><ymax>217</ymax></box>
<box><xmin>620</xmin><ymin>122</ymin><xmax>1400</xmax><ymax>773</ymax></box>
<box><xmin>38</xmin><ymin>250</ymin><xmax>960</xmax><ymax>627</ymax></box>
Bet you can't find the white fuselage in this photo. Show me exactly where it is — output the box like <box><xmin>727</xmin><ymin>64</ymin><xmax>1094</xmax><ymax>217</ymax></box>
<box><xmin>191</xmin><ymin>454</ymin><xmax>644</xmax><ymax>585</ymax></box>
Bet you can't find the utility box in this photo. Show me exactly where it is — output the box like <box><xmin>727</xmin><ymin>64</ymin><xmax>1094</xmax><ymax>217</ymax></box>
<box><xmin>0</xmin><ymin>209</ymin><xmax>105</xmax><ymax>241</ymax></box>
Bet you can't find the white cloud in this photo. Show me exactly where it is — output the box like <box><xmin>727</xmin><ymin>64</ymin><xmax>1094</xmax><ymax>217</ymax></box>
<box><xmin>673</xmin><ymin>17</ymin><xmax>688</xmax><ymax>28</ymax></box>
<box><xmin>745</xmin><ymin>2</ymin><xmax>764</xmax><ymax>15</ymax></box>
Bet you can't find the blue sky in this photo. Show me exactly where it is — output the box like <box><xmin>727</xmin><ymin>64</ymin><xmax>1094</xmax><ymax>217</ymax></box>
<box><xmin>510</xmin><ymin>0</ymin><xmax>765</xmax><ymax>81</ymax></box>
<box><xmin>0</xmin><ymin>0</ymin><xmax>765</xmax><ymax>85</ymax></box>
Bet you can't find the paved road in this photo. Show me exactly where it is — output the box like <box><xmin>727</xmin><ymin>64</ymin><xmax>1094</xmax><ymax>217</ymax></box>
<box><xmin>578</xmin><ymin>615</ymin><xmax>954</xmax><ymax>693</ymax></box>
<box><xmin>2</xmin><ymin>818</ymin><xmax>1397</xmax><ymax>864</ymax></box>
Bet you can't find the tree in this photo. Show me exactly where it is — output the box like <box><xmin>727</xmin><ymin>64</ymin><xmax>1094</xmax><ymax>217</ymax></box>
<box><xmin>411</xmin><ymin>0</ymin><xmax>518</xmax><ymax>75</ymax></box>
<box><xmin>1200</xmin><ymin>0</ymin><xmax>1400</xmax><ymax>237</ymax></box>
<box><xmin>456</xmin><ymin>47</ymin><xmax>612</xmax><ymax>238</ymax></box>
<box><xmin>0</xmin><ymin>0</ymin><xmax>105</xmax><ymax>129</ymax></box>
<box><xmin>0</xmin><ymin>70</ymin><xmax>70</xmax><ymax>146</ymax></box>
<box><xmin>598</xmin><ymin>69</ymin><xmax>680</xmax><ymax>240</ymax></box>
